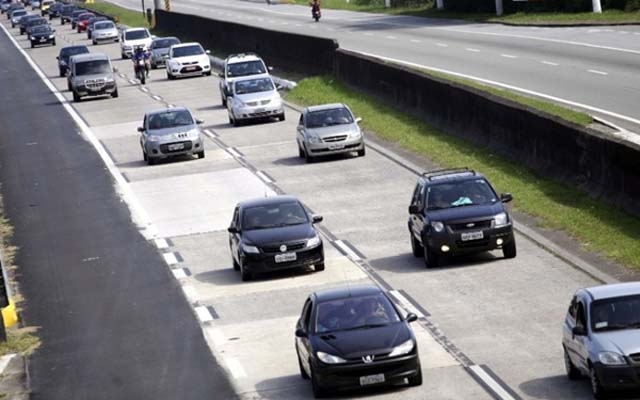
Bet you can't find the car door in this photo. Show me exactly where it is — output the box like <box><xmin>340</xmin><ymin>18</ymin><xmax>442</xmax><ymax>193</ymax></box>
<box><xmin>228</xmin><ymin>206</ymin><xmax>241</xmax><ymax>263</ymax></box>
<box><xmin>295</xmin><ymin>297</ymin><xmax>314</xmax><ymax>376</ymax></box>
<box><xmin>409</xmin><ymin>182</ymin><xmax>426</xmax><ymax>244</ymax></box>
<box><xmin>566</xmin><ymin>297</ymin><xmax>590</xmax><ymax>373</ymax></box>
<box><xmin>296</xmin><ymin>113</ymin><xmax>305</xmax><ymax>149</ymax></box>
<box><xmin>563</xmin><ymin>296</ymin><xmax>581</xmax><ymax>368</ymax></box>
<box><xmin>140</xmin><ymin>115</ymin><xmax>148</xmax><ymax>150</ymax></box>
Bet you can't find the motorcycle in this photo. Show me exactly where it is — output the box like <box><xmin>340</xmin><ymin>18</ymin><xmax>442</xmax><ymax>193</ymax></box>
<box><xmin>134</xmin><ymin>58</ymin><xmax>147</xmax><ymax>84</ymax></box>
<box><xmin>312</xmin><ymin>6</ymin><xmax>321</xmax><ymax>21</ymax></box>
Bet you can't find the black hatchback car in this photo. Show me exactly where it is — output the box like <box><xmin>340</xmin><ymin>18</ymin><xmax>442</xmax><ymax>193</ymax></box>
<box><xmin>18</xmin><ymin>13</ymin><xmax>40</xmax><ymax>34</ymax></box>
<box><xmin>408</xmin><ymin>168</ymin><xmax>516</xmax><ymax>268</ymax></box>
<box><xmin>56</xmin><ymin>44</ymin><xmax>89</xmax><ymax>76</ymax></box>
<box><xmin>228</xmin><ymin>195</ymin><xmax>324</xmax><ymax>281</ymax></box>
<box><xmin>47</xmin><ymin>2</ymin><xmax>63</xmax><ymax>19</ymax></box>
<box><xmin>29</xmin><ymin>23</ymin><xmax>55</xmax><ymax>47</ymax></box>
<box><xmin>295</xmin><ymin>285</ymin><xmax>422</xmax><ymax>398</ymax></box>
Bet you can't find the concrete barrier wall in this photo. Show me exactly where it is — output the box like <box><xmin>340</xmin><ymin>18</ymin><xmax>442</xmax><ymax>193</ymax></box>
<box><xmin>154</xmin><ymin>10</ymin><xmax>337</xmax><ymax>74</ymax></box>
<box><xmin>334</xmin><ymin>49</ymin><xmax>640</xmax><ymax>212</ymax></box>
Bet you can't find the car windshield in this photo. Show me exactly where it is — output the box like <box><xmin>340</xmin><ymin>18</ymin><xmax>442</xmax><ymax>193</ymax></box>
<box><xmin>315</xmin><ymin>294</ymin><xmax>401</xmax><ymax>334</ymax></box>
<box><xmin>147</xmin><ymin>110</ymin><xmax>194</xmax><ymax>131</ymax></box>
<box><xmin>426</xmin><ymin>179</ymin><xmax>498</xmax><ymax>210</ymax></box>
<box><xmin>242</xmin><ymin>202</ymin><xmax>308</xmax><ymax>230</ymax></box>
<box><xmin>306</xmin><ymin>108</ymin><xmax>354</xmax><ymax>128</ymax></box>
<box><xmin>75</xmin><ymin>60</ymin><xmax>111</xmax><ymax>76</ymax></box>
<box><xmin>227</xmin><ymin>60</ymin><xmax>266</xmax><ymax>77</ymax></box>
<box><xmin>95</xmin><ymin>22</ymin><xmax>114</xmax><ymax>29</ymax></box>
<box><xmin>61</xmin><ymin>47</ymin><xmax>88</xmax><ymax>59</ymax></box>
<box><xmin>234</xmin><ymin>78</ymin><xmax>274</xmax><ymax>95</ymax></box>
<box><xmin>125</xmin><ymin>30</ymin><xmax>149</xmax><ymax>40</ymax></box>
<box><xmin>591</xmin><ymin>295</ymin><xmax>640</xmax><ymax>332</ymax></box>
<box><xmin>172</xmin><ymin>45</ymin><xmax>204</xmax><ymax>57</ymax></box>
<box><xmin>152</xmin><ymin>38</ymin><xmax>179</xmax><ymax>49</ymax></box>
<box><xmin>79</xmin><ymin>13</ymin><xmax>93</xmax><ymax>20</ymax></box>
<box><xmin>30</xmin><ymin>19</ymin><xmax>46</xmax><ymax>26</ymax></box>
<box><xmin>13</xmin><ymin>10</ymin><xmax>26</xmax><ymax>16</ymax></box>
<box><xmin>31</xmin><ymin>25</ymin><xmax>49</xmax><ymax>33</ymax></box>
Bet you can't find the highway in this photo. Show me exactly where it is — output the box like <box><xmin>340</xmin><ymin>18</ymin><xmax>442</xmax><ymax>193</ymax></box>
<box><xmin>0</xmin><ymin>7</ymin><xmax>636</xmax><ymax>400</ymax></box>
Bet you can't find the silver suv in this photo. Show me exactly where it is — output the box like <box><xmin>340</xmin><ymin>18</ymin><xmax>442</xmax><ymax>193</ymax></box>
<box><xmin>68</xmin><ymin>53</ymin><xmax>118</xmax><ymax>102</ymax></box>
<box><xmin>218</xmin><ymin>53</ymin><xmax>270</xmax><ymax>107</ymax></box>
<box><xmin>562</xmin><ymin>282</ymin><xmax>640</xmax><ymax>399</ymax></box>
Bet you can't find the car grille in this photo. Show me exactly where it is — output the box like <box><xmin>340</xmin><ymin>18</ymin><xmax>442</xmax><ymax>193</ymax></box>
<box><xmin>260</xmin><ymin>241</ymin><xmax>306</xmax><ymax>254</ymax></box>
<box><xmin>630</xmin><ymin>353</ymin><xmax>640</xmax><ymax>363</ymax></box>
<box><xmin>247</xmin><ymin>110</ymin><xmax>280</xmax><ymax>117</ymax></box>
<box><xmin>456</xmin><ymin>239</ymin><xmax>491</xmax><ymax>248</ymax></box>
<box><xmin>160</xmin><ymin>141</ymin><xmax>193</xmax><ymax>153</ymax></box>
<box><xmin>246</xmin><ymin>100</ymin><xmax>271</xmax><ymax>107</ymax></box>
<box><xmin>323</xmin><ymin>135</ymin><xmax>348</xmax><ymax>143</ymax></box>
<box><xmin>84</xmin><ymin>78</ymin><xmax>106</xmax><ymax>90</ymax></box>
<box><xmin>448</xmin><ymin>219</ymin><xmax>493</xmax><ymax>232</ymax></box>
<box><xmin>179</xmin><ymin>65</ymin><xmax>203</xmax><ymax>73</ymax></box>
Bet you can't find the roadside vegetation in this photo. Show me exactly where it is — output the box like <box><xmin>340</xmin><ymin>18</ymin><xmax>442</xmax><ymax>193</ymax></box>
<box><xmin>80</xmin><ymin>1</ymin><xmax>150</xmax><ymax>28</ymax></box>
<box><xmin>286</xmin><ymin>76</ymin><xmax>640</xmax><ymax>269</ymax></box>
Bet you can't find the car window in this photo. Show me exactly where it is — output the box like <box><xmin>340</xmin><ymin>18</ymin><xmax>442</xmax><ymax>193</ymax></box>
<box><xmin>230</xmin><ymin>207</ymin><xmax>239</xmax><ymax>228</ymax></box>
<box><xmin>234</xmin><ymin>78</ymin><xmax>274</xmax><ymax>95</ymax></box>
<box><xmin>125</xmin><ymin>30</ymin><xmax>149</xmax><ymax>40</ymax></box>
<box><xmin>227</xmin><ymin>60</ymin><xmax>267</xmax><ymax>77</ymax></box>
<box><xmin>591</xmin><ymin>294</ymin><xmax>640</xmax><ymax>332</ymax></box>
<box><xmin>241</xmin><ymin>202</ymin><xmax>308</xmax><ymax>230</ymax></box>
<box><xmin>147</xmin><ymin>110</ymin><xmax>194</xmax><ymax>131</ymax></box>
<box><xmin>31</xmin><ymin>25</ymin><xmax>49</xmax><ymax>33</ymax></box>
<box><xmin>61</xmin><ymin>47</ymin><xmax>88</xmax><ymax>59</ymax></box>
<box><xmin>75</xmin><ymin>60</ymin><xmax>111</xmax><ymax>76</ymax></box>
<box><xmin>172</xmin><ymin>45</ymin><xmax>204</xmax><ymax>58</ymax></box>
<box><xmin>306</xmin><ymin>108</ymin><xmax>353</xmax><ymax>128</ymax></box>
<box><xmin>301</xmin><ymin>299</ymin><xmax>312</xmax><ymax>330</ymax></box>
<box><xmin>426</xmin><ymin>179</ymin><xmax>497</xmax><ymax>210</ymax></box>
<box><xmin>410</xmin><ymin>183</ymin><xmax>423</xmax><ymax>207</ymax></box>
<box><xmin>567</xmin><ymin>296</ymin><xmax>577</xmax><ymax>321</ymax></box>
<box><xmin>575</xmin><ymin>302</ymin><xmax>586</xmax><ymax>329</ymax></box>
<box><xmin>315</xmin><ymin>294</ymin><xmax>401</xmax><ymax>334</ymax></box>
<box><xmin>298</xmin><ymin>114</ymin><xmax>304</xmax><ymax>126</ymax></box>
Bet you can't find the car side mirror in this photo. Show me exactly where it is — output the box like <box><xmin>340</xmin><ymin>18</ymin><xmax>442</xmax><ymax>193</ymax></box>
<box><xmin>268</xmin><ymin>66</ymin><xmax>273</xmax><ymax>71</ymax></box>
<box><xmin>572</xmin><ymin>326</ymin><xmax>586</xmax><ymax>336</ymax></box>
<box><xmin>56</xmin><ymin>56</ymin><xmax>59</xmax><ymax>59</ymax></box>
<box><xmin>224</xmin><ymin>88</ymin><xmax>233</xmax><ymax>97</ymax></box>
<box><xmin>408</xmin><ymin>205</ymin><xmax>420</xmax><ymax>214</ymax></box>
<box><xmin>500</xmin><ymin>193</ymin><xmax>513</xmax><ymax>203</ymax></box>
<box><xmin>405</xmin><ymin>313</ymin><xmax>418</xmax><ymax>323</ymax></box>
<box><xmin>312</xmin><ymin>215</ymin><xmax>323</xmax><ymax>224</ymax></box>
<box><xmin>195</xmin><ymin>119</ymin><xmax>204</xmax><ymax>125</ymax></box>
<box><xmin>295</xmin><ymin>328</ymin><xmax>307</xmax><ymax>338</ymax></box>
<box><xmin>205</xmin><ymin>49</ymin><xmax>211</xmax><ymax>54</ymax></box>
<box><xmin>355</xmin><ymin>117</ymin><xmax>362</xmax><ymax>123</ymax></box>
<box><xmin>227</xmin><ymin>226</ymin><xmax>239</xmax><ymax>234</ymax></box>
<box><xmin>112</xmin><ymin>66</ymin><xmax>118</xmax><ymax>73</ymax></box>
<box><xmin>218</xmin><ymin>71</ymin><xmax>224</xmax><ymax>78</ymax></box>
<box><xmin>137</xmin><ymin>127</ymin><xmax>144</xmax><ymax>132</ymax></box>
<box><xmin>275</xmin><ymin>84</ymin><xmax>283</xmax><ymax>91</ymax></box>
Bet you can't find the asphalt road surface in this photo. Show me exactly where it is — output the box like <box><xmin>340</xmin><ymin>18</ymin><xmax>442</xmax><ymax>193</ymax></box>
<box><xmin>0</xmin><ymin>10</ymin><xmax>635</xmax><ymax>400</ymax></box>
<box><xmin>109</xmin><ymin>0</ymin><xmax>640</xmax><ymax>134</ymax></box>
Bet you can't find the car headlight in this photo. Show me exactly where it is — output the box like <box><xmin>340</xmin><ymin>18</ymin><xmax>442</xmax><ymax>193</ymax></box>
<box><xmin>307</xmin><ymin>133</ymin><xmax>321</xmax><ymax>144</ymax></box>
<box><xmin>123</xmin><ymin>45</ymin><xmax>132</xmax><ymax>50</ymax></box>
<box><xmin>306</xmin><ymin>235</ymin><xmax>321</xmax><ymax>248</ymax></box>
<box><xmin>388</xmin><ymin>339</ymin><xmax>415</xmax><ymax>357</ymax></box>
<box><xmin>431</xmin><ymin>221</ymin><xmax>444</xmax><ymax>232</ymax></box>
<box><xmin>60</xmin><ymin>60</ymin><xmax>67</xmax><ymax>66</ymax></box>
<box><xmin>494</xmin><ymin>212</ymin><xmax>508</xmax><ymax>227</ymax></box>
<box><xmin>598</xmin><ymin>352</ymin><xmax>626</xmax><ymax>366</ymax></box>
<box><xmin>187</xmin><ymin>129</ymin><xmax>200</xmax><ymax>139</ymax></box>
<box><xmin>147</xmin><ymin>135</ymin><xmax>161</xmax><ymax>142</ymax></box>
<box><xmin>317</xmin><ymin>351</ymin><xmax>346</xmax><ymax>364</ymax></box>
<box><xmin>348</xmin><ymin>129</ymin><xmax>362</xmax><ymax>139</ymax></box>
<box><xmin>242</xmin><ymin>244</ymin><xmax>260</xmax><ymax>254</ymax></box>
<box><xmin>48</xmin><ymin>34</ymin><xmax>54</xmax><ymax>38</ymax></box>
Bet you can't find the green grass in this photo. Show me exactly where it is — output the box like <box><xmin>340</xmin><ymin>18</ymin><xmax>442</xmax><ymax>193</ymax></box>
<box><xmin>294</xmin><ymin>0</ymin><xmax>640</xmax><ymax>25</ymax></box>
<box><xmin>286</xmin><ymin>76</ymin><xmax>640</xmax><ymax>269</ymax></box>
<box><xmin>81</xmin><ymin>1</ymin><xmax>150</xmax><ymax>28</ymax></box>
<box><xmin>0</xmin><ymin>328</ymin><xmax>40</xmax><ymax>357</ymax></box>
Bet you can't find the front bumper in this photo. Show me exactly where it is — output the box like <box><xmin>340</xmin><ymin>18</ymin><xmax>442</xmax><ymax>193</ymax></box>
<box><xmin>241</xmin><ymin>243</ymin><xmax>323</xmax><ymax>273</ymax></box>
<box><xmin>31</xmin><ymin>36</ymin><xmax>54</xmax><ymax>45</ymax></box>
<box><xmin>167</xmin><ymin>62</ymin><xmax>211</xmax><ymax>77</ymax></box>
<box><xmin>306</xmin><ymin>137</ymin><xmax>364</xmax><ymax>156</ymax></box>
<box><xmin>144</xmin><ymin>137</ymin><xmax>204</xmax><ymax>160</ymax></box>
<box><xmin>593</xmin><ymin>362</ymin><xmax>640</xmax><ymax>391</ymax></box>
<box><xmin>74</xmin><ymin>81</ymin><xmax>117</xmax><ymax>98</ymax></box>
<box><xmin>232</xmin><ymin>104</ymin><xmax>284</xmax><ymax>121</ymax></box>
<box><xmin>426</xmin><ymin>224</ymin><xmax>514</xmax><ymax>255</ymax></box>
<box><xmin>94</xmin><ymin>33</ymin><xmax>118</xmax><ymax>42</ymax></box>
<box><xmin>313</xmin><ymin>352</ymin><xmax>420</xmax><ymax>392</ymax></box>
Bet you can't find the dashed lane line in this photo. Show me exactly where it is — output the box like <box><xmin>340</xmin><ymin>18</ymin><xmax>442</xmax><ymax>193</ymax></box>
<box><xmin>388</xmin><ymin>290</ymin><xmax>425</xmax><ymax>319</ymax></box>
<box><xmin>466</xmin><ymin>48</ymin><xmax>480</xmax><ymax>52</ymax></box>
<box><xmin>469</xmin><ymin>365</ymin><xmax>517</xmax><ymax>400</ymax></box>
<box><xmin>225</xmin><ymin>357</ymin><xmax>247</xmax><ymax>379</ymax></box>
<box><xmin>541</xmin><ymin>60</ymin><xmax>559</xmax><ymax>66</ymax></box>
<box><xmin>588</xmin><ymin>69</ymin><xmax>609</xmax><ymax>76</ymax></box>
<box><xmin>333</xmin><ymin>240</ymin><xmax>362</xmax><ymax>261</ymax></box>
<box><xmin>163</xmin><ymin>252</ymin><xmax>179</xmax><ymax>265</ymax></box>
<box><xmin>195</xmin><ymin>306</ymin><xmax>214</xmax><ymax>323</ymax></box>
<box><xmin>501</xmin><ymin>54</ymin><xmax>517</xmax><ymax>59</ymax></box>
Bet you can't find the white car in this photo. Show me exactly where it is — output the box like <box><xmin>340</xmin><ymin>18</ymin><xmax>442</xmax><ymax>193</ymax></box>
<box><xmin>92</xmin><ymin>20</ymin><xmax>118</xmax><ymax>44</ymax></box>
<box><xmin>165</xmin><ymin>42</ymin><xmax>211</xmax><ymax>80</ymax></box>
<box><xmin>218</xmin><ymin>53</ymin><xmax>270</xmax><ymax>107</ymax></box>
<box><xmin>226</xmin><ymin>76</ymin><xmax>285</xmax><ymax>127</ymax></box>
<box><xmin>120</xmin><ymin>27</ymin><xmax>153</xmax><ymax>59</ymax></box>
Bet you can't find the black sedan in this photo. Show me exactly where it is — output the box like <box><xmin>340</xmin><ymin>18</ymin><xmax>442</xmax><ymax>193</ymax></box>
<box><xmin>295</xmin><ymin>285</ymin><xmax>422</xmax><ymax>397</ymax></box>
<box><xmin>29</xmin><ymin>24</ymin><xmax>55</xmax><ymax>47</ymax></box>
<box><xmin>56</xmin><ymin>44</ymin><xmax>89</xmax><ymax>76</ymax></box>
<box><xmin>18</xmin><ymin>13</ymin><xmax>39</xmax><ymax>34</ymax></box>
<box><xmin>47</xmin><ymin>2</ymin><xmax>63</xmax><ymax>19</ymax></box>
<box><xmin>228</xmin><ymin>195</ymin><xmax>324</xmax><ymax>281</ymax></box>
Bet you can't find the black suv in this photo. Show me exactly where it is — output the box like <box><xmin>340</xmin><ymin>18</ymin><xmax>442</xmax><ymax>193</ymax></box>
<box><xmin>407</xmin><ymin>168</ymin><xmax>516</xmax><ymax>268</ymax></box>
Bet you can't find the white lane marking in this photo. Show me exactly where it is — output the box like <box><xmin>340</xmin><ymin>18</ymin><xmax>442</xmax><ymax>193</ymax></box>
<box><xmin>469</xmin><ymin>365</ymin><xmax>516</xmax><ymax>400</ymax></box>
<box><xmin>128</xmin><ymin>79</ymin><xmax>137</xmax><ymax>84</ymax></box>
<box><xmin>172</xmin><ymin>268</ymin><xmax>188</xmax><ymax>279</ymax></box>
<box><xmin>0</xmin><ymin>354</ymin><xmax>16</xmax><ymax>374</ymax></box>
<box><xmin>182</xmin><ymin>285</ymin><xmax>200</xmax><ymax>304</ymax></box>
<box><xmin>152</xmin><ymin>95</ymin><xmax>162</xmax><ymax>101</ymax></box>
<box><xmin>334</xmin><ymin>240</ymin><xmax>361</xmax><ymax>261</ymax></box>
<box><xmin>541</xmin><ymin>60</ymin><xmax>559</xmax><ymax>66</ymax></box>
<box><xmin>466</xmin><ymin>48</ymin><xmax>480</xmax><ymax>52</ymax></box>
<box><xmin>225</xmin><ymin>357</ymin><xmax>247</xmax><ymax>378</ymax></box>
<box><xmin>588</xmin><ymin>69</ymin><xmax>609</xmax><ymax>76</ymax></box>
<box><xmin>82</xmin><ymin>257</ymin><xmax>100</xmax><ymax>262</ymax></box>
<box><xmin>209</xmin><ymin>328</ymin><xmax>226</xmax><ymax>346</ymax></box>
<box><xmin>202</xmin><ymin>129</ymin><xmax>217</xmax><ymax>138</ymax></box>
<box><xmin>195</xmin><ymin>306</ymin><xmax>214</xmax><ymax>323</ymax></box>
<box><xmin>295</xmin><ymin>23</ymin><xmax>301</xmax><ymax>27</ymax></box>
<box><xmin>168</xmin><ymin>104</ymin><xmax>176</xmax><ymax>108</ymax></box>
<box><xmin>385</xmin><ymin>35</ymin><xmax>397</xmax><ymax>40</ymax></box>
<box><xmin>436</xmin><ymin>42</ymin><xmax>448</xmax><ymax>47</ymax></box>
<box><xmin>140</xmin><ymin>87</ymin><xmax>149</xmax><ymax>92</ymax></box>
<box><xmin>388</xmin><ymin>290</ymin><xmax>425</xmax><ymax>318</ymax></box>
<box><xmin>256</xmin><ymin>171</ymin><xmax>272</xmax><ymax>183</ymax></box>
<box><xmin>155</xmin><ymin>238</ymin><xmax>169</xmax><ymax>249</ymax></box>
<box><xmin>364</xmin><ymin>32</ymin><xmax>374</xmax><ymax>36</ymax></box>
<box><xmin>635</xmin><ymin>32</ymin><xmax>640</xmax><ymax>35</ymax></box>
<box><xmin>163</xmin><ymin>252</ymin><xmax>178</xmax><ymax>265</ymax></box>
<box><xmin>500</xmin><ymin>54</ymin><xmax>517</xmax><ymax>59</ymax></box>
<box><xmin>226</xmin><ymin>147</ymin><xmax>242</xmax><ymax>158</ymax></box>
<box><xmin>619</xmin><ymin>31</ymin><xmax>629</xmax><ymax>34</ymax></box>
<box><xmin>0</xmin><ymin>23</ymin><xmax>158</xmax><ymax>239</ymax></box>
<box><xmin>355</xmin><ymin>50</ymin><xmax>640</xmax><ymax>127</ymax></box>
<box><xmin>410</xmin><ymin>39</ymin><xmax>421</xmax><ymax>43</ymax></box>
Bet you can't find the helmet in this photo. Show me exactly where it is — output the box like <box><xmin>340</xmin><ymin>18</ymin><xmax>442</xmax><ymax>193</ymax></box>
<box><xmin>134</xmin><ymin>46</ymin><xmax>144</xmax><ymax>54</ymax></box>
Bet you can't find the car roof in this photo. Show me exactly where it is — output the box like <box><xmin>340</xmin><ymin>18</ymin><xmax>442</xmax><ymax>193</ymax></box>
<box><xmin>71</xmin><ymin>53</ymin><xmax>109</xmax><ymax>62</ymax></box>
<box><xmin>145</xmin><ymin>107</ymin><xmax>190</xmax><ymax>117</ymax></box>
<box><xmin>313</xmin><ymin>285</ymin><xmax>383</xmax><ymax>302</ymax></box>
<box><xmin>125</xmin><ymin>27</ymin><xmax>148</xmax><ymax>32</ymax></box>
<box><xmin>171</xmin><ymin>42</ymin><xmax>202</xmax><ymax>48</ymax></box>
<box><xmin>305</xmin><ymin>103</ymin><xmax>347</xmax><ymax>113</ymax></box>
<box><xmin>419</xmin><ymin>168</ymin><xmax>485</xmax><ymax>184</ymax></box>
<box><xmin>152</xmin><ymin>36</ymin><xmax>179</xmax><ymax>42</ymax></box>
<box><xmin>60</xmin><ymin>44</ymin><xmax>89</xmax><ymax>52</ymax></box>
<box><xmin>227</xmin><ymin>53</ymin><xmax>264</xmax><ymax>64</ymax></box>
<box><xmin>238</xmin><ymin>195</ymin><xmax>301</xmax><ymax>209</ymax></box>
<box><xmin>584</xmin><ymin>282</ymin><xmax>640</xmax><ymax>301</ymax></box>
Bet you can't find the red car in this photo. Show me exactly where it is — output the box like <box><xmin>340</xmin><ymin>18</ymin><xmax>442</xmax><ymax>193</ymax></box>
<box><xmin>76</xmin><ymin>12</ymin><xmax>95</xmax><ymax>33</ymax></box>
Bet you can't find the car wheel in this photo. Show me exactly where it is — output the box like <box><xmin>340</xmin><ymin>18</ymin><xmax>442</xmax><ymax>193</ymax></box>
<box><xmin>197</xmin><ymin>150</ymin><xmax>205</xmax><ymax>159</ymax></box>
<box><xmin>297</xmin><ymin>351</ymin><xmax>309</xmax><ymax>380</ymax></box>
<box><xmin>52</xmin><ymin>40</ymin><xmax>55</xmax><ymax>46</ymax></box>
<box><xmin>310</xmin><ymin>366</ymin><xmax>327</xmax><ymax>398</ymax></box>
<box><xmin>72</xmin><ymin>91</ymin><xmax>81</xmax><ymax>102</ymax></box>
<box><xmin>228</xmin><ymin>114</ymin><xmax>234</xmax><ymax>125</ymax></box>
<box><xmin>304</xmin><ymin>146</ymin><xmax>314</xmax><ymax>164</ymax></box>
<box><xmin>240</xmin><ymin>262</ymin><xmax>252</xmax><ymax>282</ymax></box>
<box><xmin>233</xmin><ymin>117</ymin><xmax>242</xmax><ymax>127</ymax></box>
<box><xmin>503</xmin><ymin>237</ymin><xmax>517</xmax><ymax>259</ymax></box>
<box><xmin>150</xmin><ymin>62</ymin><xmax>156</xmax><ymax>69</ymax></box>
<box><xmin>67</xmin><ymin>81</ymin><xmax>72</xmax><ymax>91</ymax></box>
<box><xmin>357</xmin><ymin>146</ymin><xmax>366</xmax><ymax>157</ymax></box>
<box><xmin>30</xmin><ymin>41</ymin><xmax>34</xmax><ymax>48</ymax></box>
<box><xmin>424</xmin><ymin>243</ymin><xmax>439</xmax><ymax>268</ymax></box>
<box><xmin>59</xmin><ymin>69</ymin><xmax>65</xmax><ymax>78</ymax></box>
<box><xmin>111</xmin><ymin>88</ymin><xmax>119</xmax><ymax>98</ymax></box>
<box><xmin>147</xmin><ymin>156</ymin><xmax>155</xmax><ymax>166</ymax></box>
<box><xmin>167</xmin><ymin>71</ymin><xmax>174</xmax><ymax>80</ymax></box>
<box><xmin>411</xmin><ymin>232</ymin><xmax>423</xmax><ymax>257</ymax></box>
<box><xmin>61</xmin><ymin>20</ymin><xmax>64</xmax><ymax>25</ymax></box>
<box><xmin>278</xmin><ymin>113</ymin><xmax>285</xmax><ymax>122</ymax></box>
<box><xmin>298</xmin><ymin>145</ymin><xmax>305</xmax><ymax>158</ymax></box>
<box><xmin>221</xmin><ymin>97</ymin><xmax>226</xmax><ymax>107</ymax></box>
<box><xmin>204</xmin><ymin>70</ymin><xmax>212</xmax><ymax>76</ymax></box>
<box><xmin>564</xmin><ymin>347</ymin><xmax>581</xmax><ymax>380</ymax></box>
<box><xmin>407</xmin><ymin>366</ymin><xmax>422</xmax><ymax>386</ymax></box>
<box><xmin>232</xmin><ymin>253</ymin><xmax>240</xmax><ymax>271</ymax></box>
<box><xmin>11</xmin><ymin>23</ymin><xmax>14</xmax><ymax>28</ymax></box>
<box><xmin>314</xmin><ymin>262</ymin><xmax>324</xmax><ymax>272</ymax></box>
<box><xmin>92</xmin><ymin>39</ymin><xmax>96</xmax><ymax>45</ymax></box>
<box><xmin>590</xmin><ymin>366</ymin><xmax>606</xmax><ymax>400</ymax></box>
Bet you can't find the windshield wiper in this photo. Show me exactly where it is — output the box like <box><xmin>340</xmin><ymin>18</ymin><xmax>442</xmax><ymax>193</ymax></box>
<box><xmin>342</xmin><ymin>323</ymin><xmax>390</xmax><ymax>331</ymax></box>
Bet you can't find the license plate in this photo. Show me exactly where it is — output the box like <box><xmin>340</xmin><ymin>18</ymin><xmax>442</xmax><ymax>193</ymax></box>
<box><xmin>275</xmin><ymin>252</ymin><xmax>296</xmax><ymax>263</ymax></box>
<box><xmin>329</xmin><ymin>143</ymin><xmax>345</xmax><ymax>150</ymax></box>
<box><xmin>359</xmin><ymin>373</ymin><xmax>385</xmax><ymax>386</ymax></box>
<box><xmin>461</xmin><ymin>231</ymin><xmax>484</xmax><ymax>241</ymax></box>
<box><xmin>168</xmin><ymin>143</ymin><xmax>184</xmax><ymax>151</ymax></box>
<box><xmin>255</xmin><ymin>108</ymin><xmax>266</xmax><ymax>113</ymax></box>
<box><xmin>185</xmin><ymin>66</ymin><xmax>197</xmax><ymax>71</ymax></box>
<box><xmin>40</xmin><ymin>38</ymin><xmax>47</xmax><ymax>42</ymax></box>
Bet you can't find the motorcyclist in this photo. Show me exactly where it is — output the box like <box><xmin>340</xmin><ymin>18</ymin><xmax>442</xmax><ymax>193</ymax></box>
<box><xmin>132</xmin><ymin>46</ymin><xmax>150</xmax><ymax>78</ymax></box>
<box><xmin>309</xmin><ymin>0</ymin><xmax>321</xmax><ymax>17</ymax></box>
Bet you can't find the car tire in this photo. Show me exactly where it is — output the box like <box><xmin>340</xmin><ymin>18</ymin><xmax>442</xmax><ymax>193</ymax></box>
<box><xmin>59</xmin><ymin>69</ymin><xmax>65</xmax><ymax>78</ymax></box>
<box><xmin>150</xmin><ymin>62</ymin><xmax>156</xmax><ymax>69</ymax></box>
<box><xmin>111</xmin><ymin>88</ymin><xmax>119</xmax><ymax>98</ymax></box>
<box><xmin>357</xmin><ymin>146</ymin><xmax>366</xmax><ymax>157</ymax></box>
<box><xmin>11</xmin><ymin>23</ymin><xmax>14</xmax><ymax>28</ymax></box>
<box><xmin>221</xmin><ymin>97</ymin><xmax>226</xmax><ymax>107</ymax></box>
<box><xmin>424</xmin><ymin>243</ymin><xmax>439</xmax><ymax>268</ymax></box>
<box><xmin>52</xmin><ymin>40</ymin><xmax>55</xmax><ymax>46</ymax></box>
<box><xmin>564</xmin><ymin>347</ymin><xmax>581</xmax><ymax>380</ymax></box>
<box><xmin>30</xmin><ymin>41</ymin><xmax>34</xmax><ymax>48</ymax></box>
<box><xmin>147</xmin><ymin>156</ymin><xmax>155</xmax><ymax>166</ymax></box>
<box><xmin>142</xmin><ymin>150</ymin><xmax>148</xmax><ymax>162</ymax></box>
<box><xmin>233</xmin><ymin>117</ymin><xmax>242</xmax><ymax>127</ymax></box>
<box><xmin>304</xmin><ymin>147</ymin><xmax>314</xmax><ymax>164</ymax></box>
<box><xmin>278</xmin><ymin>113</ymin><xmax>285</xmax><ymax>122</ymax></box>
<box><xmin>166</xmin><ymin>71</ymin><xmax>174</xmax><ymax>80</ymax></box>
<box><xmin>228</xmin><ymin>114</ymin><xmax>234</xmax><ymax>125</ymax></box>
<box><xmin>407</xmin><ymin>367</ymin><xmax>423</xmax><ymax>386</ymax></box>
<box><xmin>121</xmin><ymin>53</ymin><xmax>126</xmax><ymax>60</ymax></box>
<box><xmin>314</xmin><ymin>262</ymin><xmax>325</xmax><ymax>272</ymax></box>
<box><xmin>240</xmin><ymin>262</ymin><xmax>252</xmax><ymax>282</ymax></box>
<box><xmin>297</xmin><ymin>352</ymin><xmax>309</xmax><ymax>380</ymax></box>
<box><xmin>197</xmin><ymin>150</ymin><xmax>205</xmax><ymax>159</ymax></box>
<box><xmin>411</xmin><ymin>232</ymin><xmax>423</xmax><ymax>257</ymax></box>
<box><xmin>503</xmin><ymin>237</ymin><xmax>517</xmax><ymax>259</ymax></box>
<box><xmin>590</xmin><ymin>366</ymin><xmax>606</xmax><ymax>400</ymax></box>
<box><xmin>310</xmin><ymin>366</ymin><xmax>327</xmax><ymax>398</ymax></box>
<box><xmin>72</xmin><ymin>91</ymin><xmax>80</xmax><ymax>102</ymax></box>
<box><xmin>61</xmin><ymin>19</ymin><xmax>64</xmax><ymax>25</ymax></box>
<box><xmin>92</xmin><ymin>39</ymin><xmax>96</xmax><ymax>45</ymax></box>
<box><xmin>204</xmin><ymin>70</ymin><xmax>212</xmax><ymax>76</ymax></box>
<box><xmin>232</xmin><ymin>254</ymin><xmax>240</xmax><ymax>271</ymax></box>
<box><xmin>67</xmin><ymin>81</ymin><xmax>71</xmax><ymax>91</ymax></box>
<box><xmin>298</xmin><ymin>145</ymin><xmax>305</xmax><ymax>158</ymax></box>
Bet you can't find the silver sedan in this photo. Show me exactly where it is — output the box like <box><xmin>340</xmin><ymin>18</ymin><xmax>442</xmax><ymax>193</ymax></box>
<box><xmin>296</xmin><ymin>103</ymin><xmax>365</xmax><ymax>163</ymax></box>
<box><xmin>138</xmin><ymin>107</ymin><xmax>205</xmax><ymax>165</ymax></box>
